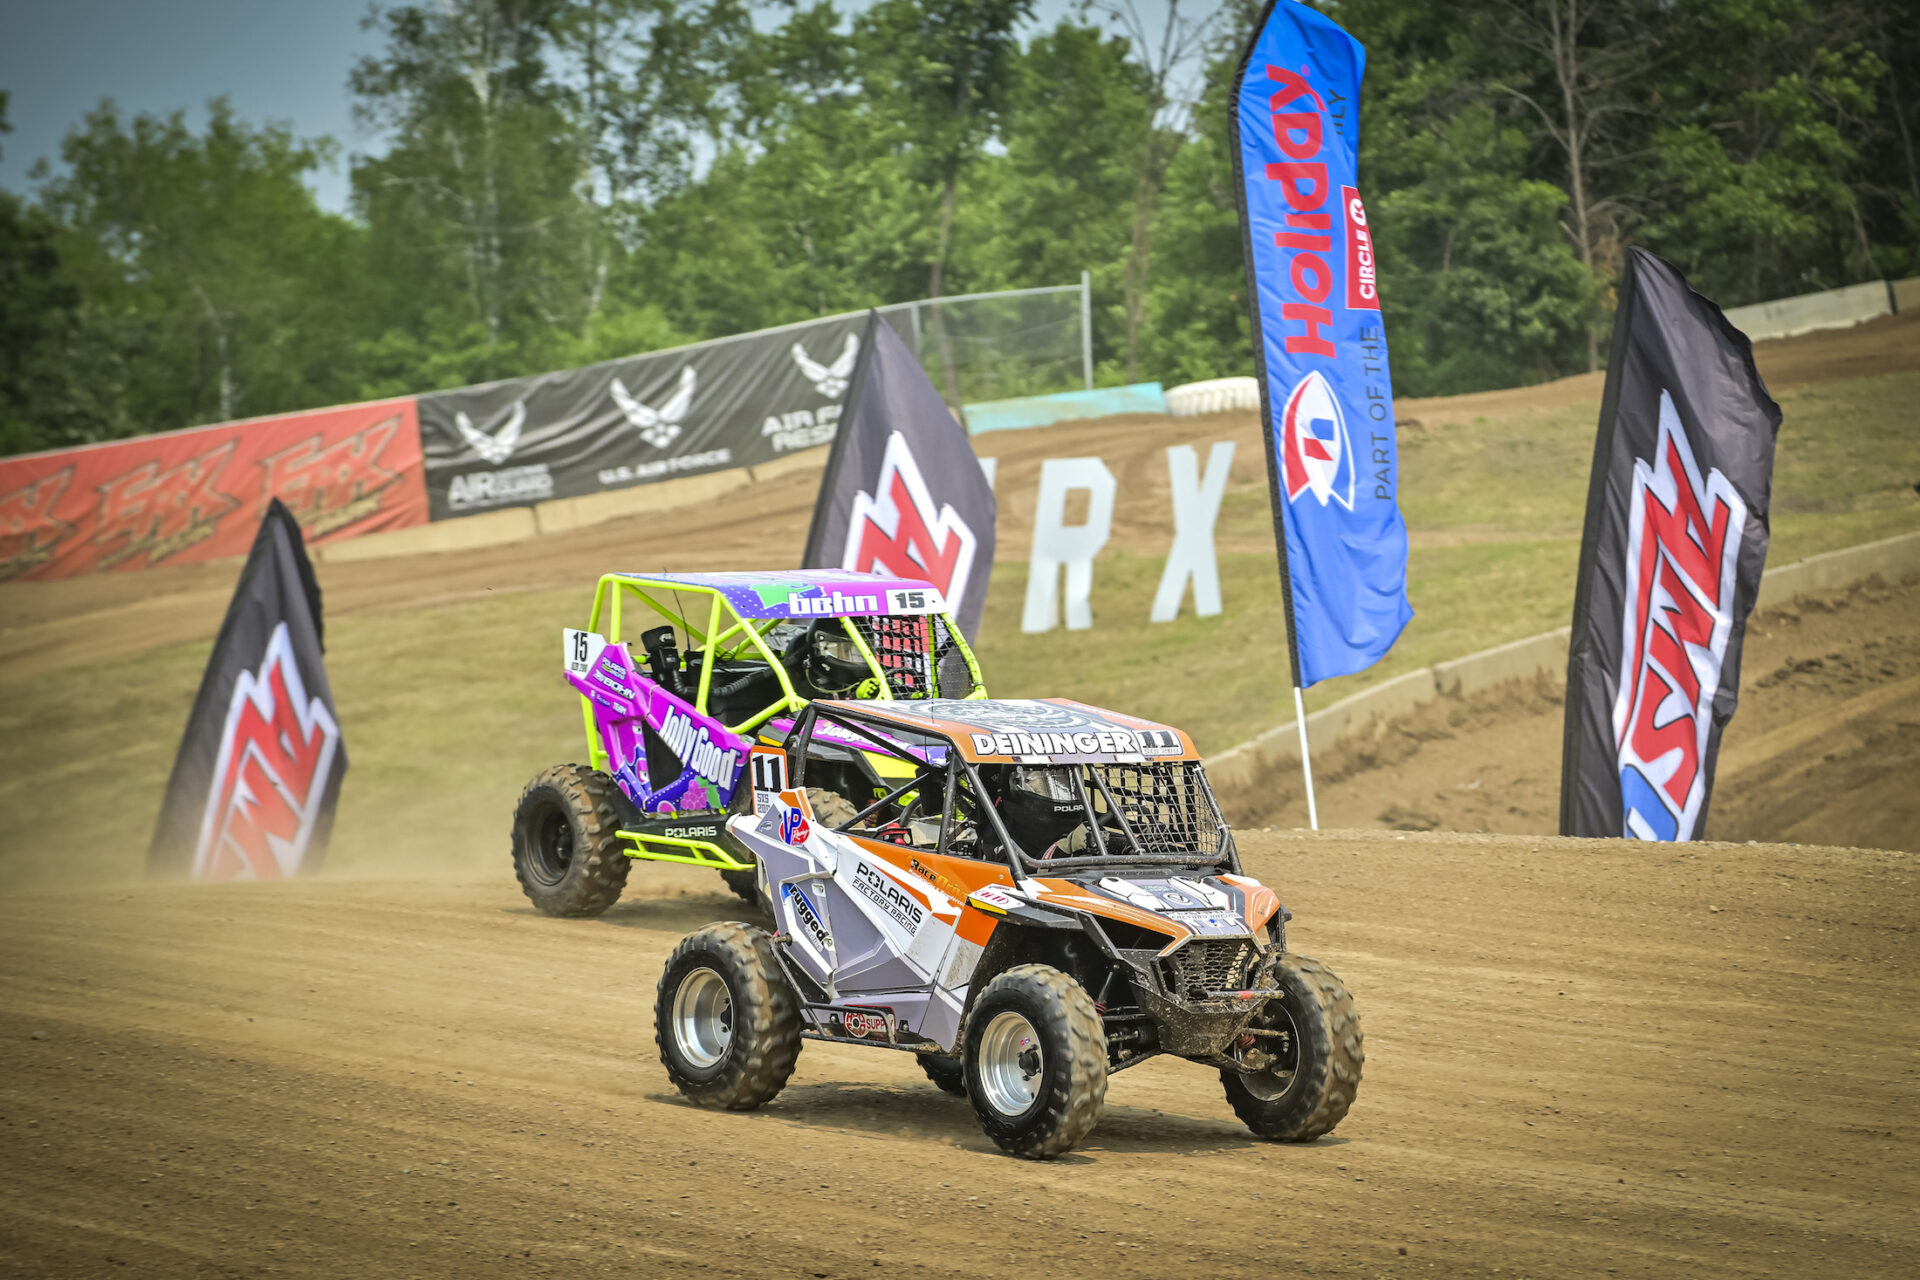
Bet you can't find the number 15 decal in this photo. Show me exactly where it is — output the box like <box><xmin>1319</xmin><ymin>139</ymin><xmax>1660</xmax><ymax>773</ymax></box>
<box><xmin>886</xmin><ymin>588</ymin><xmax>944</xmax><ymax>615</ymax></box>
<box><xmin>562</xmin><ymin>628</ymin><xmax>607</xmax><ymax>675</ymax></box>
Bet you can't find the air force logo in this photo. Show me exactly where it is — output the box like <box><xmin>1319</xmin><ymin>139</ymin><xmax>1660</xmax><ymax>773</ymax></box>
<box><xmin>1280</xmin><ymin>370</ymin><xmax>1354</xmax><ymax>510</ymax></box>
<box><xmin>793</xmin><ymin>334</ymin><xmax>860</xmax><ymax>399</ymax></box>
<box><xmin>611</xmin><ymin>367</ymin><xmax>696</xmax><ymax>450</ymax></box>
<box><xmin>1614</xmin><ymin>390</ymin><xmax>1746</xmax><ymax>842</ymax></box>
<box><xmin>454</xmin><ymin>401</ymin><xmax>525</xmax><ymax>465</ymax></box>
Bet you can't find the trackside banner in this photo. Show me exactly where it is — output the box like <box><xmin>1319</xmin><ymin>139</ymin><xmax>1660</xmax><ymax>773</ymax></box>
<box><xmin>148</xmin><ymin>499</ymin><xmax>347</xmax><ymax>881</ymax></box>
<box><xmin>803</xmin><ymin>313</ymin><xmax>997</xmax><ymax>638</ymax></box>
<box><xmin>1231</xmin><ymin>0</ymin><xmax>1410</xmax><ymax>687</ymax></box>
<box><xmin>1561</xmin><ymin>248</ymin><xmax>1781</xmax><ymax>841</ymax></box>
<box><xmin>418</xmin><ymin>313</ymin><xmax>876</xmax><ymax>520</ymax></box>
<box><xmin>0</xmin><ymin>399</ymin><xmax>428</xmax><ymax>582</ymax></box>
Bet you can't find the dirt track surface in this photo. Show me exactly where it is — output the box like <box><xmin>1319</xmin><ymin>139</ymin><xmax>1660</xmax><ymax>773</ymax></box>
<box><xmin>3</xmin><ymin>830</ymin><xmax>1916</xmax><ymax>1279</ymax></box>
<box><xmin>1238</xmin><ymin>574</ymin><xmax>1920</xmax><ymax>852</ymax></box>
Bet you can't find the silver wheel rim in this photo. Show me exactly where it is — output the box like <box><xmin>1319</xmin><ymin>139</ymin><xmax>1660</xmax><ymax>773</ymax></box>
<box><xmin>1241</xmin><ymin>1003</ymin><xmax>1302</xmax><ymax>1101</ymax></box>
<box><xmin>672</xmin><ymin>966</ymin><xmax>734</xmax><ymax>1069</ymax></box>
<box><xmin>977</xmin><ymin>1011</ymin><xmax>1044</xmax><ymax>1116</ymax></box>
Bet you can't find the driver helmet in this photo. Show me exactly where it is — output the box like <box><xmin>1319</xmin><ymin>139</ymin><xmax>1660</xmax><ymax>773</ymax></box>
<box><xmin>801</xmin><ymin>621</ymin><xmax>873</xmax><ymax>695</ymax></box>
<box><xmin>995</xmin><ymin>764</ymin><xmax>1087</xmax><ymax>855</ymax></box>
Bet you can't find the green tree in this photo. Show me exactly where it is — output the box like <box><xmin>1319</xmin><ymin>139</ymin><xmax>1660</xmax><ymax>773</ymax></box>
<box><xmin>854</xmin><ymin>0</ymin><xmax>1035</xmax><ymax>403</ymax></box>
<box><xmin>31</xmin><ymin>98</ymin><xmax>361</xmax><ymax>432</ymax></box>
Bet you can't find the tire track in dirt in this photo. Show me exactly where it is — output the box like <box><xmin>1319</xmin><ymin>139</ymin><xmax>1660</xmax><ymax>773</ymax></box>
<box><xmin>2</xmin><ymin>830</ymin><xmax>1914</xmax><ymax>1278</ymax></box>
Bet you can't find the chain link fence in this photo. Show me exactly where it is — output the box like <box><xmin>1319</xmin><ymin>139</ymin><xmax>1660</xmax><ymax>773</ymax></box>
<box><xmin>873</xmin><ymin>277</ymin><xmax>1093</xmax><ymax>410</ymax></box>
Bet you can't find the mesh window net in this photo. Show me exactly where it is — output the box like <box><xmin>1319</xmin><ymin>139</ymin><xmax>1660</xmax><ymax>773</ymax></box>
<box><xmin>851</xmin><ymin>615</ymin><xmax>979</xmax><ymax>701</ymax></box>
<box><xmin>1085</xmin><ymin>763</ymin><xmax>1224</xmax><ymax>860</ymax></box>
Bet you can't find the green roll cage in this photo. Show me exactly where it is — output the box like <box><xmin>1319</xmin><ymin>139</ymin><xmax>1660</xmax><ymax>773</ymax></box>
<box><xmin>578</xmin><ymin>573</ymin><xmax>988</xmax><ymax>775</ymax></box>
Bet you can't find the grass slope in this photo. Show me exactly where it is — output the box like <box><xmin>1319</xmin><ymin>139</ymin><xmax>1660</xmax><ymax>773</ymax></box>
<box><xmin>1</xmin><ymin>368</ymin><xmax>1914</xmax><ymax>889</ymax></box>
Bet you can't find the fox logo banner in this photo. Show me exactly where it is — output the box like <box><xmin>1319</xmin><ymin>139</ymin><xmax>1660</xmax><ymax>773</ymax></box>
<box><xmin>1231</xmin><ymin>0</ymin><xmax>1411</xmax><ymax>687</ymax></box>
<box><xmin>1562</xmin><ymin>248</ymin><xmax>1781</xmax><ymax>841</ymax></box>
<box><xmin>148</xmin><ymin>499</ymin><xmax>347</xmax><ymax>879</ymax></box>
<box><xmin>803</xmin><ymin>313</ymin><xmax>996</xmax><ymax>638</ymax></box>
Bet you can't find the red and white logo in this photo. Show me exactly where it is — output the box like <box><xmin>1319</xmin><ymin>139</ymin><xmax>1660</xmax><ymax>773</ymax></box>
<box><xmin>1279</xmin><ymin>370</ymin><xmax>1355</xmax><ymax>510</ymax></box>
<box><xmin>0</xmin><ymin>467</ymin><xmax>78</xmax><ymax>581</ymax></box>
<box><xmin>92</xmin><ymin>439</ymin><xmax>242</xmax><ymax>570</ymax></box>
<box><xmin>257</xmin><ymin>413</ymin><xmax>406</xmax><ymax>539</ymax></box>
<box><xmin>841</xmin><ymin>431</ymin><xmax>980</xmax><ymax>618</ymax></box>
<box><xmin>1342</xmin><ymin>186</ymin><xmax>1380</xmax><ymax>311</ymax></box>
<box><xmin>1613</xmin><ymin>391</ymin><xmax>1746</xmax><ymax>842</ymax></box>
<box><xmin>193</xmin><ymin>621</ymin><xmax>343</xmax><ymax>881</ymax></box>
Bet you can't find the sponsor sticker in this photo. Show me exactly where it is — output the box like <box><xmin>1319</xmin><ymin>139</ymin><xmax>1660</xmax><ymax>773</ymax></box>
<box><xmin>964</xmin><ymin>728</ymin><xmax>1183</xmax><ymax>758</ymax></box>
<box><xmin>658</xmin><ymin>707</ymin><xmax>742</xmax><ymax>789</ymax></box>
<box><xmin>885</xmin><ymin>587</ymin><xmax>945</xmax><ymax>615</ymax></box>
<box><xmin>833</xmin><ymin>1006</ymin><xmax>895</xmax><ymax>1042</ymax></box>
<box><xmin>852</xmin><ymin>860</ymin><xmax>926</xmax><ymax>932</ymax></box>
<box><xmin>748</xmin><ymin>747</ymin><xmax>788</xmax><ymax>817</ymax></box>
<box><xmin>784</xmin><ymin>588</ymin><xmax>882</xmax><ymax>617</ymax></box>
<box><xmin>1165</xmin><ymin>909</ymin><xmax>1251</xmax><ymax>937</ymax></box>
<box><xmin>780</xmin><ymin>806</ymin><xmax>812</xmax><ymax>846</ymax></box>
<box><xmin>563</xmin><ymin>628</ymin><xmax>609</xmax><ymax>677</ymax></box>
<box><xmin>967</xmin><ymin>884</ymin><xmax>1023</xmax><ymax>914</ymax></box>
<box><xmin>783</xmin><ymin>883</ymin><xmax>832</xmax><ymax>951</ymax></box>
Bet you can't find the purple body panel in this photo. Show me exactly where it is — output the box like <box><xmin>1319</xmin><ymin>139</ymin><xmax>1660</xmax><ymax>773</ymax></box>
<box><xmin>566</xmin><ymin>644</ymin><xmax>746</xmax><ymax>815</ymax></box>
<box><xmin>615</xmin><ymin>570</ymin><xmax>947</xmax><ymax>621</ymax></box>
<box><xmin>568</xmin><ymin>570</ymin><xmax>953</xmax><ymax>816</ymax></box>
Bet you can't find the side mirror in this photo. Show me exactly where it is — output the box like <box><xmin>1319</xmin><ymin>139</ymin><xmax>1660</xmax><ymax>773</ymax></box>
<box><xmin>639</xmin><ymin>625</ymin><xmax>684</xmax><ymax>696</ymax></box>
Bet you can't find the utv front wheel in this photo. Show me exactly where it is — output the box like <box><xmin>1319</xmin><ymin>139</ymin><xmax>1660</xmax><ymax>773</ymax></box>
<box><xmin>511</xmin><ymin>764</ymin><xmax>629</xmax><ymax>917</ymax></box>
<box><xmin>1220</xmin><ymin>955</ymin><xmax>1363</xmax><ymax>1142</ymax></box>
<box><xmin>963</xmin><ymin>965</ymin><xmax>1107</xmax><ymax>1158</ymax></box>
<box><xmin>917</xmin><ymin>1053</ymin><xmax>966</xmax><ymax>1096</ymax></box>
<box><xmin>655</xmin><ymin>923</ymin><xmax>802</xmax><ymax>1110</ymax></box>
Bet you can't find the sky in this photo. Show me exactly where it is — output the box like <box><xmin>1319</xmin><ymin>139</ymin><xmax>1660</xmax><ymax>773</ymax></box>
<box><xmin>0</xmin><ymin>0</ymin><xmax>1201</xmax><ymax>214</ymax></box>
<box><xmin>0</xmin><ymin>0</ymin><xmax>386</xmax><ymax>210</ymax></box>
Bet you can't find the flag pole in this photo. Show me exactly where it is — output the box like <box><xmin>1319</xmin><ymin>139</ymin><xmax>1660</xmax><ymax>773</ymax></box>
<box><xmin>1228</xmin><ymin>0</ymin><xmax>1320</xmax><ymax>831</ymax></box>
<box><xmin>1292</xmin><ymin>685</ymin><xmax>1319</xmax><ymax>830</ymax></box>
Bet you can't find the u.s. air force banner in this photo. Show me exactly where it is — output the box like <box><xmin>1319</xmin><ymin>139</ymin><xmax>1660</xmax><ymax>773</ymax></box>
<box><xmin>416</xmin><ymin>313</ymin><xmax>877</xmax><ymax>521</ymax></box>
<box><xmin>1561</xmin><ymin>248</ymin><xmax>1782</xmax><ymax>842</ymax></box>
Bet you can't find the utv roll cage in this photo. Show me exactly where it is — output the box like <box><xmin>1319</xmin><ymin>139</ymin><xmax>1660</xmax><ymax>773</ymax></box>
<box><xmin>787</xmin><ymin>702</ymin><xmax>1240</xmax><ymax>876</ymax></box>
<box><xmin>579</xmin><ymin>573</ymin><xmax>985</xmax><ymax>773</ymax></box>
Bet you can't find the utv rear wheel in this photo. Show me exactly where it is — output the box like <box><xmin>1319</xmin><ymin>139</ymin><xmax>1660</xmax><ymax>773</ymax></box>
<box><xmin>1220</xmin><ymin>955</ymin><xmax>1363</xmax><ymax>1142</ymax></box>
<box><xmin>963</xmin><ymin>965</ymin><xmax>1107</xmax><ymax>1158</ymax></box>
<box><xmin>805</xmin><ymin>787</ymin><xmax>859</xmax><ymax>829</ymax></box>
<box><xmin>511</xmin><ymin>764</ymin><xmax>629</xmax><ymax>917</ymax></box>
<box><xmin>917</xmin><ymin>1053</ymin><xmax>966</xmax><ymax>1096</ymax></box>
<box><xmin>655</xmin><ymin>923</ymin><xmax>802</xmax><ymax>1110</ymax></box>
<box><xmin>720</xmin><ymin>867</ymin><xmax>760</xmax><ymax>904</ymax></box>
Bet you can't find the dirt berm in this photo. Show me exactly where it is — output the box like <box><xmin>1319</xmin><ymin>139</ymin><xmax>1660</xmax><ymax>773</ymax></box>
<box><xmin>3</xmin><ymin>828</ymin><xmax>1915</xmax><ymax>1278</ymax></box>
<box><xmin>1238</xmin><ymin>573</ymin><xmax>1920</xmax><ymax>850</ymax></box>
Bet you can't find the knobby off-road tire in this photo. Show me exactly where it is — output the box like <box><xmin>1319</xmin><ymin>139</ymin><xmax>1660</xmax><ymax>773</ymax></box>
<box><xmin>720</xmin><ymin>868</ymin><xmax>760</xmax><ymax>904</ymax></box>
<box><xmin>655</xmin><ymin>922</ymin><xmax>802</xmax><ymax>1110</ymax></box>
<box><xmin>963</xmin><ymin>964</ymin><xmax>1107</xmax><ymax>1158</ymax></box>
<box><xmin>804</xmin><ymin>787</ymin><xmax>859</xmax><ymax>829</ymax></box>
<box><xmin>1220</xmin><ymin>954</ymin><xmax>1363</xmax><ymax>1142</ymax></box>
<box><xmin>511</xmin><ymin>764</ymin><xmax>630</xmax><ymax>917</ymax></box>
<box><xmin>918</xmin><ymin>1053</ymin><xmax>967</xmax><ymax>1096</ymax></box>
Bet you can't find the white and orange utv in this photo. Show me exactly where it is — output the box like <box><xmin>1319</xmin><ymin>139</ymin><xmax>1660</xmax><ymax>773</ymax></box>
<box><xmin>653</xmin><ymin>697</ymin><xmax>1363</xmax><ymax>1159</ymax></box>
